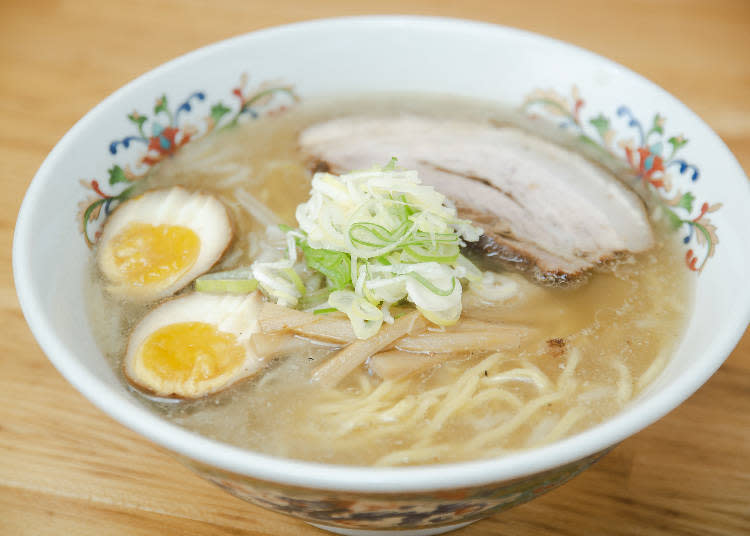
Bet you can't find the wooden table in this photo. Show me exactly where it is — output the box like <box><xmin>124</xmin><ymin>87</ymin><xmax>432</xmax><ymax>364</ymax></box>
<box><xmin>2</xmin><ymin>1</ymin><xmax>748</xmax><ymax>534</ymax></box>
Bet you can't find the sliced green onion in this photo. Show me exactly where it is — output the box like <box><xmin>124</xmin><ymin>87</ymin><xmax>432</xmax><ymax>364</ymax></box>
<box><xmin>406</xmin><ymin>272</ymin><xmax>457</xmax><ymax>296</ymax></box>
<box><xmin>328</xmin><ymin>289</ymin><xmax>383</xmax><ymax>339</ymax></box>
<box><xmin>348</xmin><ymin>221</ymin><xmax>409</xmax><ymax>248</ymax></box>
<box><xmin>403</xmin><ymin>243</ymin><xmax>460</xmax><ymax>263</ymax></box>
<box><xmin>402</xmin><ymin>231</ymin><xmax>458</xmax><ymax>245</ymax></box>
<box><xmin>298</xmin><ymin>287</ymin><xmax>333</xmax><ymax>309</ymax></box>
<box><xmin>455</xmin><ymin>253</ymin><xmax>482</xmax><ymax>283</ymax></box>
<box><xmin>400</xmin><ymin>194</ymin><xmax>416</xmax><ymax>217</ymax></box>
<box><xmin>313</xmin><ymin>307</ymin><xmax>338</xmax><ymax>315</ymax></box>
<box><xmin>383</xmin><ymin>156</ymin><xmax>398</xmax><ymax>171</ymax></box>
<box><xmin>283</xmin><ymin>267</ymin><xmax>306</xmax><ymax>295</ymax></box>
<box><xmin>255</xmin><ymin>162</ymin><xmax>485</xmax><ymax>338</ymax></box>
<box><xmin>195</xmin><ymin>268</ymin><xmax>258</xmax><ymax>294</ymax></box>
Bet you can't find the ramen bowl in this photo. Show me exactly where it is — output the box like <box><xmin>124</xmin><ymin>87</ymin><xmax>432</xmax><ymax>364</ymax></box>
<box><xmin>13</xmin><ymin>16</ymin><xmax>750</xmax><ymax>535</ymax></box>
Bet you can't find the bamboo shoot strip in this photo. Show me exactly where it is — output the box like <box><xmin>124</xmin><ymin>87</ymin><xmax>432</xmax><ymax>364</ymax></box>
<box><xmin>395</xmin><ymin>328</ymin><xmax>523</xmax><ymax>354</ymax></box>
<box><xmin>293</xmin><ymin>317</ymin><xmax>529</xmax><ymax>350</ymax></box>
<box><xmin>251</xmin><ymin>333</ymin><xmax>310</xmax><ymax>358</ymax></box>
<box><xmin>444</xmin><ymin>318</ymin><xmax>502</xmax><ymax>331</ymax></box>
<box><xmin>258</xmin><ymin>302</ymin><xmax>317</xmax><ymax>332</ymax></box>
<box><xmin>312</xmin><ymin>311</ymin><xmax>428</xmax><ymax>387</ymax></box>
<box><xmin>292</xmin><ymin>315</ymin><xmax>356</xmax><ymax>344</ymax></box>
<box><xmin>369</xmin><ymin>351</ymin><xmax>451</xmax><ymax>380</ymax></box>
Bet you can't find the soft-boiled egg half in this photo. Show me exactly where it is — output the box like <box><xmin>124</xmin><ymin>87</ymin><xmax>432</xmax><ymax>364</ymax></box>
<box><xmin>124</xmin><ymin>292</ymin><xmax>264</xmax><ymax>399</ymax></box>
<box><xmin>97</xmin><ymin>187</ymin><xmax>232</xmax><ymax>301</ymax></box>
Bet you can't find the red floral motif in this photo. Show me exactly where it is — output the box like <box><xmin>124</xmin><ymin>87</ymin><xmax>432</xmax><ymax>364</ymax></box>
<box><xmin>141</xmin><ymin>126</ymin><xmax>194</xmax><ymax>166</ymax></box>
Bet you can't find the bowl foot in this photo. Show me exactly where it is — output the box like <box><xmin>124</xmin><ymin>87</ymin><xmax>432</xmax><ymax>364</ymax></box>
<box><xmin>307</xmin><ymin>520</ymin><xmax>477</xmax><ymax>536</ymax></box>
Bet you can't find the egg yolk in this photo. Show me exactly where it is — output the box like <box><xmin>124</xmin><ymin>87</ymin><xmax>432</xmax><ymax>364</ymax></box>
<box><xmin>136</xmin><ymin>322</ymin><xmax>245</xmax><ymax>386</ymax></box>
<box><xmin>109</xmin><ymin>223</ymin><xmax>200</xmax><ymax>286</ymax></box>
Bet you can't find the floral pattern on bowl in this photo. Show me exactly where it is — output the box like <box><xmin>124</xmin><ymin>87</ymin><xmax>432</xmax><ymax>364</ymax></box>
<box><xmin>182</xmin><ymin>449</ymin><xmax>609</xmax><ymax>531</ymax></box>
<box><xmin>76</xmin><ymin>77</ymin><xmax>721</xmax><ymax>276</ymax></box>
<box><xmin>78</xmin><ymin>73</ymin><xmax>298</xmax><ymax>246</ymax></box>
<box><xmin>523</xmin><ymin>86</ymin><xmax>721</xmax><ymax>273</ymax></box>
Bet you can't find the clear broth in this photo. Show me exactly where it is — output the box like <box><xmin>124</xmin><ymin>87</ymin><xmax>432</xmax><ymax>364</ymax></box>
<box><xmin>86</xmin><ymin>94</ymin><xmax>691</xmax><ymax>466</ymax></box>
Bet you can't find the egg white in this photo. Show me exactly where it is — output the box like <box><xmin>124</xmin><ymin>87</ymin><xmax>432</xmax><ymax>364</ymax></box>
<box><xmin>124</xmin><ymin>292</ymin><xmax>263</xmax><ymax>399</ymax></box>
<box><xmin>97</xmin><ymin>187</ymin><xmax>232</xmax><ymax>300</ymax></box>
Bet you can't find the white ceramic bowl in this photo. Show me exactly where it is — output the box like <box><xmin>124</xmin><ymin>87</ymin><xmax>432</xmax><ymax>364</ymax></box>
<box><xmin>13</xmin><ymin>16</ymin><xmax>750</xmax><ymax>535</ymax></box>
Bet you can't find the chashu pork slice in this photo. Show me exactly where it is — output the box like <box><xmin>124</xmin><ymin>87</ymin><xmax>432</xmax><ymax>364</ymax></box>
<box><xmin>299</xmin><ymin>116</ymin><xmax>654</xmax><ymax>281</ymax></box>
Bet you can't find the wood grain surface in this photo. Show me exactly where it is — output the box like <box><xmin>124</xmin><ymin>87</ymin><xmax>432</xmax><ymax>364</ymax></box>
<box><xmin>1</xmin><ymin>1</ymin><xmax>748</xmax><ymax>534</ymax></box>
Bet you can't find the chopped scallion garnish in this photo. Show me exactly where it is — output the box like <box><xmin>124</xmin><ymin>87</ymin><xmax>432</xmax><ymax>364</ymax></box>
<box><xmin>195</xmin><ymin>268</ymin><xmax>258</xmax><ymax>294</ymax></box>
<box><xmin>250</xmin><ymin>160</ymin><xmax>483</xmax><ymax>337</ymax></box>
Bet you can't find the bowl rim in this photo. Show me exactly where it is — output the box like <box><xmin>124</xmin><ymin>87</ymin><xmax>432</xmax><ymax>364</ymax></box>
<box><xmin>13</xmin><ymin>14</ymin><xmax>750</xmax><ymax>493</ymax></box>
